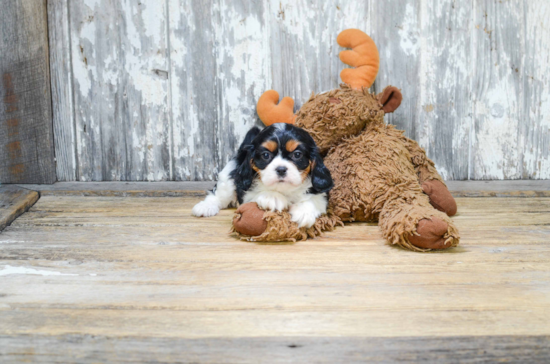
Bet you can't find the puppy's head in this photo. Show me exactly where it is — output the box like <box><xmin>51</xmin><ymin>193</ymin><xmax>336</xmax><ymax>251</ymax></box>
<box><xmin>247</xmin><ymin>123</ymin><xmax>333</xmax><ymax>193</ymax></box>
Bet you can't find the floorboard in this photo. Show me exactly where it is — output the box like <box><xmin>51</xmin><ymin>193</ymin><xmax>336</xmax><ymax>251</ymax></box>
<box><xmin>1</xmin><ymin>195</ymin><xmax>549</xmax><ymax>362</ymax></box>
<box><xmin>0</xmin><ymin>185</ymin><xmax>39</xmax><ymax>231</ymax></box>
<box><xmin>16</xmin><ymin>180</ymin><xmax>550</xmax><ymax>197</ymax></box>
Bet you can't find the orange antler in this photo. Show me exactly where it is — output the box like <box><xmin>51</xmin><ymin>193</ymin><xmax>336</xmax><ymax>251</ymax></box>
<box><xmin>256</xmin><ymin>90</ymin><xmax>296</xmax><ymax>126</ymax></box>
<box><xmin>337</xmin><ymin>29</ymin><xmax>380</xmax><ymax>90</ymax></box>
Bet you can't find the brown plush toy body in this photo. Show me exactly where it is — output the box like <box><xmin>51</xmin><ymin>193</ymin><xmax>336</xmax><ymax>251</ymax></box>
<box><xmin>233</xmin><ymin>29</ymin><xmax>459</xmax><ymax>252</ymax></box>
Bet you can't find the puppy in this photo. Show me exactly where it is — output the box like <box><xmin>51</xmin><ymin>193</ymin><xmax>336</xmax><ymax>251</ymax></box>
<box><xmin>192</xmin><ymin>123</ymin><xmax>333</xmax><ymax>228</ymax></box>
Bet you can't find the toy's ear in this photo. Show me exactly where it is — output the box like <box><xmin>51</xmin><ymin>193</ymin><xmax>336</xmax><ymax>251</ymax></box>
<box><xmin>310</xmin><ymin>148</ymin><xmax>334</xmax><ymax>194</ymax></box>
<box><xmin>378</xmin><ymin>86</ymin><xmax>402</xmax><ymax>113</ymax></box>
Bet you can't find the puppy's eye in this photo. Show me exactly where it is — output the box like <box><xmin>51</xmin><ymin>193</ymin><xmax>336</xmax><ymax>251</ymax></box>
<box><xmin>292</xmin><ymin>151</ymin><xmax>302</xmax><ymax>160</ymax></box>
<box><xmin>261</xmin><ymin>152</ymin><xmax>271</xmax><ymax>160</ymax></box>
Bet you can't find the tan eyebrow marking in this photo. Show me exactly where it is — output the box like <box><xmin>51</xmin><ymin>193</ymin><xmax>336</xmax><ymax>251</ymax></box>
<box><xmin>261</xmin><ymin>140</ymin><xmax>277</xmax><ymax>152</ymax></box>
<box><xmin>285</xmin><ymin>140</ymin><xmax>301</xmax><ymax>152</ymax></box>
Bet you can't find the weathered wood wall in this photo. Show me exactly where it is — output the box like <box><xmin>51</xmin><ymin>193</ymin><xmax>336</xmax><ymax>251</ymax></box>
<box><xmin>0</xmin><ymin>0</ymin><xmax>56</xmax><ymax>184</ymax></box>
<box><xmin>48</xmin><ymin>0</ymin><xmax>550</xmax><ymax>181</ymax></box>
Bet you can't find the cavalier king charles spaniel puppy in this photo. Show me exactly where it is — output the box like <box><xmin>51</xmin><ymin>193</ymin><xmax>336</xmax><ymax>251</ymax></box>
<box><xmin>192</xmin><ymin>123</ymin><xmax>333</xmax><ymax>228</ymax></box>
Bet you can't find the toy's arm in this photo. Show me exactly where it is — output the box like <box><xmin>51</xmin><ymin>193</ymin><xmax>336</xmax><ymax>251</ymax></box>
<box><xmin>401</xmin><ymin>136</ymin><xmax>444</xmax><ymax>184</ymax></box>
<box><xmin>402</xmin><ymin>137</ymin><xmax>457</xmax><ymax>216</ymax></box>
<box><xmin>256</xmin><ymin>90</ymin><xmax>296</xmax><ymax>126</ymax></box>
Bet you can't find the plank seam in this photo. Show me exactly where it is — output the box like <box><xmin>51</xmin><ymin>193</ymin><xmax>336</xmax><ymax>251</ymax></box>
<box><xmin>67</xmin><ymin>0</ymin><xmax>79</xmax><ymax>181</ymax></box>
<box><xmin>165</xmin><ymin>0</ymin><xmax>174</xmax><ymax>181</ymax></box>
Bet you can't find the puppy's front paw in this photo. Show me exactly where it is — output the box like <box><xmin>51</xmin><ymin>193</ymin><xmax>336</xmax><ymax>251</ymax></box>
<box><xmin>290</xmin><ymin>203</ymin><xmax>319</xmax><ymax>228</ymax></box>
<box><xmin>192</xmin><ymin>200</ymin><xmax>220</xmax><ymax>217</ymax></box>
<box><xmin>255</xmin><ymin>193</ymin><xmax>288</xmax><ymax>212</ymax></box>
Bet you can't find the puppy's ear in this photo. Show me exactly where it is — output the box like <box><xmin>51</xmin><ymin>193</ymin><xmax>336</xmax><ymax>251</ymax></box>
<box><xmin>233</xmin><ymin>144</ymin><xmax>257</xmax><ymax>203</ymax></box>
<box><xmin>310</xmin><ymin>148</ymin><xmax>333</xmax><ymax>193</ymax></box>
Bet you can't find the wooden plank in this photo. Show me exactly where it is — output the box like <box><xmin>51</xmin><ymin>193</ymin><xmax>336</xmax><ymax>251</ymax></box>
<box><xmin>521</xmin><ymin>2</ymin><xmax>550</xmax><ymax>179</ymax></box>
<box><xmin>471</xmin><ymin>0</ymin><xmax>523</xmax><ymax>179</ymax></box>
<box><xmin>1</xmin><ymin>194</ymin><xmax>550</xmax><ymax>360</ymax></box>
<box><xmin>0</xmin><ymin>0</ymin><xmax>55</xmax><ymax>184</ymax></box>
<box><xmin>415</xmin><ymin>0</ymin><xmax>471</xmax><ymax>180</ymax></box>
<box><xmin>370</xmin><ymin>0</ymin><xmax>420</xmax><ymax>137</ymax></box>
<box><xmin>169</xmin><ymin>0</ymin><xmax>219</xmax><ymax>181</ymax></box>
<box><xmin>1</xmin><ymin>335</ymin><xmax>549</xmax><ymax>363</ymax></box>
<box><xmin>446</xmin><ymin>180</ymin><xmax>550</xmax><ymax>192</ymax></box>
<box><xmin>9</xmin><ymin>196</ymin><xmax>550</xmax><ymax>227</ymax></box>
<box><xmin>447</xmin><ymin>179</ymin><xmax>550</xmax><ymax>197</ymax></box>
<box><xmin>213</xmin><ymin>0</ymin><xmax>270</xmax><ymax>168</ymax></box>
<box><xmin>47</xmin><ymin>0</ymin><xmax>77</xmax><ymax>181</ymax></box>
<box><xmin>69</xmin><ymin>0</ymin><xmax>171</xmax><ymax>181</ymax></box>
<box><xmin>16</xmin><ymin>181</ymin><xmax>215</xmax><ymax>197</ymax></box>
<box><xmin>0</xmin><ymin>185</ymin><xmax>39</xmax><ymax>231</ymax></box>
<box><xmin>13</xmin><ymin>180</ymin><xmax>550</xmax><ymax>197</ymax></box>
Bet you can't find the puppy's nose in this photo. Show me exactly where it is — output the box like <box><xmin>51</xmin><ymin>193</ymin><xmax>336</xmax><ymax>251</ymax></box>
<box><xmin>275</xmin><ymin>166</ymin><xmax>287</xmax><ymax>177</ymax></box>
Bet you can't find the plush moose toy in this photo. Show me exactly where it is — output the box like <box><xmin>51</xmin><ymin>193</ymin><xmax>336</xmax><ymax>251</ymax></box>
<box><xmin>232</xmin><ymin>29</ymin><xmax>459</xmax><ymax>252</ymax></box>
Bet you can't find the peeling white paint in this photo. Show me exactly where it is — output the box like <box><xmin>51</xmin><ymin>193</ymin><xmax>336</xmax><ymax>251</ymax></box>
<box><xmin>0</xmin><ymin>265</ymin><xmax>78</xmax><ymax>277</ymax></box>
<box><xmin>398</xmin><ymin>4</ymin><xmax>419</xmax><ymax>57</ymax></box>
<box><xmin>51</xmin><ymin>0</ymin><xmax>550</xmax><ymax>182</ymax></box>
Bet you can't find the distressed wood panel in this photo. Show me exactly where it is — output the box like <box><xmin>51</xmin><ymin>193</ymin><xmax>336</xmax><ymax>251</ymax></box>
<box><xmin>416</xmin><ymin>0</ymin><xmax>472</xmax><ymax>180</ymax></box>
<box><xmin>69</xmin><ymin>0</ymin><xmax>171</xmax><ymax>181</ymax></box>
<box><xmin>371</xmin><ymin>0</ymin><xmax>420</xmax><ymax>137</ymax></box>
<box><xmin>0</xmin><ymin>0</ymin><xmax>56</xmax><ymax>183</ymax></box>
<box><xmin>521</xmin><ymin>2</ymin><xmax>550</xmax><ymax>179</ymax></box>
<box><xmin>47</xmin><ymin>0</ymin><xmax>550</xmax><ymax>181</ymax></box>
<box><xmin>213</xmin><ymin>0</ymin><xmax>271</xmax><ymax>168</ymax></box>
<box><xmin>48</xmin><ymin>0</ymin><xmax>77</xmax><ymax>182</ymax></box>
<box><xmin>169</xmin><ymin>0</ymin><xmax>219</xmax><ymax>181</ymax></box>
<box><xmin>471</xmin><ymin>0</ymin><xmax>524</xmax><ymax>180</ymax></box>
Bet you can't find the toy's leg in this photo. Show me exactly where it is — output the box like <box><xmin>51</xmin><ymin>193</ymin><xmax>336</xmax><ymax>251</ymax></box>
<box><xmin>378</xmin><ymin>196</ymin><xmax>460</xmax><ymax>251</ymax></box>
<box><xmin>402</xmin><ymin>136</ymin><xmax>457</xmax><ymax>216</ymax></box>
<box><xmin>232</xmin><ymin>203</ymin><xmax>341</xmax><ymax>242</ymax></box>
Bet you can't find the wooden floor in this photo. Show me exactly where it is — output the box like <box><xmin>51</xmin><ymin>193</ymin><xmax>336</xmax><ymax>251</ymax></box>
<box><xmin>1</xmin><ymin>194</ymin><xmax>550</xmax><ymax>362</ymax></box>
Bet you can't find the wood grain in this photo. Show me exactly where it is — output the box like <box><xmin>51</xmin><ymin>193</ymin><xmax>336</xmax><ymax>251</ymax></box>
<box><xmin>417</xmin><ymin>0</ymin><xmax>471</xmax><ymax>180</ymax></box>
<box><xmin>68</xmin><ymin>0</ymin><xmax>171</xmax><ymax>181</ymax></box>
<box><xmin>0</xmin><ymin>0</ymin><xmax>56</xmax><ymax>184</ymax></box>
<box><xmin>47</xmin><ymin>0</ymin><xmax>550</xmax><ymax>181</ymax></box>
<box><xmin>1</xmin><ymin>194</ymin><xmax>550</xmax><ymax>361</ymax></box>
<box><xmin>471</xmin><ymin>0</ymin><xmax>522</xmax><ymax>179</ymax></box>
<box><xmin>0</xmin><ymin>185</ymin><xmax>39</xmax><ymax>231</ymax></box>
<box><xmin>168</xmin><ymin>0</ymin><xmax>219</xmax><ymax>181</ymax></box>
<box><xmin>14</xmin><ymin>180</ymin><xmax>550</xmax><ymax>197</ymax></box>
<box><xmin>371</xmin><ymin>0</ymin><xmax>420</xmax><ymax>139</ymax></box>
<box><xmin>48</xmin><ymin>0</ymin><xmax>77</xmax><ymax>182</ymax></box>
<box><xmin>1</xmin><ymin>334</ymin><xmax>549</xmax><ymax>363</ymax></box>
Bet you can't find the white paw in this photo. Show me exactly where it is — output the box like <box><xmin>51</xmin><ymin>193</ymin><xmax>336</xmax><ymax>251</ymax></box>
<box><xmin>192</xmin><ymin>201</ymin><xmax>220</xmax><ymax>217</ymax></box>
<box><xmin>290</xmin><ymin>203</ymin><xmax>319</xmax><ymax>228</ymax></box>
<box><xmin>255</xmin><ymin>193</ymin><xmax>288</xmax><ymax>212</ymax></box>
